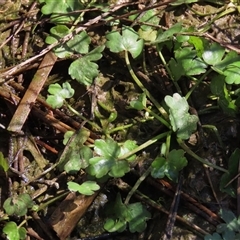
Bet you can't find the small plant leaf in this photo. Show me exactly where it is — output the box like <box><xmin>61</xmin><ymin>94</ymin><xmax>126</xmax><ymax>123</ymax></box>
<box><xmin>94</xmin><ymin>138</ymin><xmax>120</xmax><ymax>158</ymax></box>
<box><xmin>169</xmin><ymin>47</ymin><xmax>207</xmax><ymax>80</ymax></box>
<box><xmin>3</xmin><ymin>222</ymin><xmax>19</xmax><ymax>240</ymax></box>
<box><xmin>210</xmin><ymin>75</ymin><xmax>237</xmax><ymax>116</ymax></box>
<box><xmin>105</xmin><ymin>193</ymin><xmax>128</xmax><ymax>219</ymax></box>
<box><xmin>58</xmin><ymin>129</ymin><xmax>91</xmax><ymax>173</ymax></box>
<box><xmin>3</xmin><ymin>193</ymin><xmax>34</xmax><ymax>217</ymax></box>
<box><xmin>46</xmin><ymin>27</ymin><xmax>90</xmax><ymax>58</ymax></box>
<box><xmin>220</xmin><ymin>208</ymin><xmax>236</xmax><ymax>224</ymax></box>
<box><xmin>106</xmin><ymin>26</ymin><xmax>143</xmax><ymax>58</ymax></box>
<box><xmin>69</xmin><ymin>45</ymin><xmax>105</xmax><ymax>86</ymax></box>
<box><xmin>220</xmin><ymin>148</ymin><xmax>240</xmax><ymax>197</ymax></box>
<box><xmin>224</xmin><ymin>61</ymin><xmax>240</xmax><ymax>84</ymax></box>
<box><xmin>3</xmin><ymin>221</ymin><xmax>26</xmax><ymax>240</ymax></box>
<box><xmin>205</xmin><ymin>209</ymin><xmax>240</xmax><ymax>239</ymax></box>
<box><xmin>167</xmin><ymin>149</ymin><xmax>188</xmax><ymax>181</ymax></box>
<box><xmin>87</xmin><ymin>157</ymin><xmax>113</xmax><ymax>178</ymax></box>
<box><xmin>0</xmin><ymin>152</ymin><xmax>9</xmax><ymax>172</ymax></box>
<box><xmin>87</xmin><ymin>138</ymin><xmax>130</xmax><ymax>178</ymax></box>
<box><xmin>18</xmin><ymin>227</ymin><xmax>27</xmax><ymax>240</ymax></box>
<box><xmin>177</xmin><ymin>47</ymin><xmax>207</xmax><ymax>76</ymax></box>
<box><xmin>41</xmin><ymin>0</ymin><xmax>83</xmax><ymax>24</ymax></box>
<box><xmin>77</xmin><ymin>181</ymin><xmax>100</xmax><ymax>195</ymax></box>
<box><xmin>46</xmin><ymin>82</ymin><xmax>75</xmax><ymax>108</ymax></box>
<box><xmin>168</xmin><ymin>58</ymin><xmax>185</xmax><ymax>81</ymax></box>
<box><xmin>108</xmin><ymin>160</ymin><xmax>130</xmax><ymax>178</ymax></box>
<box><xmin>104</xmin><ymin>193</ymin><xmax>150</xmax><ymax>233</ymax></box>
<box><xmin>63</xmin><ymin>131</ymin><xmax>74</xmax><ymax>145</ymax></box>
<box><xmin>202</xmin><ymin>42</ymin><xmax>225</xmax><ymax>66</ymax></box>
<box><xmin>45</xmin><ymin>25</ymin><xmax>73</xmax><ymax>58</ymax></box>
<box><xmin>188</xmin><ymin>36</ymin><xmax>208</xmax><ymax>57</ymax></box>
<box><xmin>213</xmin><ymin>50</ymin><xmax>240</xmax><ymax>72</ymax></box>
<box><xmin>68</xmin><ymin>181</ymin><xmax>100</xmax><ymax>195</ymax></box>
<box><xmin>67</xmin><ymin>181</ymin><xmax>81</xmax><ymax>192</ymax></box>
<box><xmin>204</xmin><ymin>232</ymin><xmax>223</xmax><ymax>240</ymax></box>
<box><xmin>129</xmin><ymin>93</ymin><xmax>147</xmax><ymax>110</ymax></box>
<box><xmin>165</xmin><ymin>93</ymin><xmax>198</xmax><ymax>140</ymax></box>
<box><xmin>140</xmin><ymin>9</ymin><xmax>159</xmax><ymax>28</ymax></box>
<box><xmin>64</xmin><ymin>145</ymin><xmax>92</xmax><ymax>174</ymax></box>
<box><xmin>138</xmin><ymin>28</ymin><xmax>157</xmax><ymax>42</ymax></box>
<box><xmin>120</xmin><ymin>140</ymin><xmax>138</xmax><ymax>162</ymax></box>
<box><xmin>154</xmin><ymin>23</ymin><xmax>182</xmax><ymax>43</ymax></box>
<box><xmin>136</xmin><ymin>9</ymin><xmax>159</xmax><ymax>41</ymax></box>
<box><xmin>67</xmin><ymin>31</ymin><xmax>91</xmax><ymax>54</ymax></box>
<box><xmin>104</xmin><ymin>218</ymin><xmax>126</xmax><ymax>233</ymax></box>
<box><xmin>151</xmin><ymin>156</ymin><xmax>166</xmax><ymax>179</ymax></box>
<box><xmin>127</xmin><ymin>202</ymin><xmax>151</xmax><ymax>233</ymax></box>
<box><xmin>151</xmin><ymin>149</ymin><xmax>187</xmax><ymax>182</ymax></box>
<box><xmin>210</xmin><ymin>75</ymin><xmax>225</xmax><ymax>97</ymax></box>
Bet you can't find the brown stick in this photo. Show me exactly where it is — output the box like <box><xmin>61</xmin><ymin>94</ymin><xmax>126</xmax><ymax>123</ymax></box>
<box><xmin>7</xmin><ymin>51</ymin><xmax>57</xmax><ymax>133</ymax></box>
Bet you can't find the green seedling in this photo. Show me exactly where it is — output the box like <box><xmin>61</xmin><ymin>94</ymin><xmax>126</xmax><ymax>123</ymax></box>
<box><xmin>129</xmin><ymin>8</ymin><xmax>159</xmax><ymax>42</ymax></box>
<box><xmin>165</xmin><ymin>93</ymin><xmax>199</xmax><ymax>140</ymax></box>
<box><xmin>67</xmin><ymin>181</ymin><xmax>100</xmax><ymax>195</ymax></box>
<box><xmin>40</xmin><ymin>0</ymin><xmax>84</xmax><ymax>24</ymax></box>
<box><xmin>151</xmin><ymin>149</ymin><xmax>188</xmax><ymax>182</ymax></box>
<box><xmin>3</xmin><ymin>222</ymin><xmax>26</xmax><ymax>240</ymax></box>
<box><xmin>46</xmin><ymin>82</ymin><xmax>74</xmax><ymax>108</ymax></box>
<box><xmin>205</xmin><ymin>209</ymin><xmax>240</xmax><ymax>240</ymax></box>
<box><xmin>188</xmin><ymin>36</ymin><xmax>208</xmax><ymax>57</ymax></box>
<box><xmin>87</xmin><ymin>138</ymin><xmax>137</xmax><ymax>178</ymax></box>
<box><xmin>106</xmin><ymin>25</ymin><xmax>144</xmax><ymax>59</ymax></box>
<box><xmin>45</xmin><ymin>27</ymin><xmax>90</xmax><ymax>58</ymax></box>
<box><xmin>63</xmin><ymin>130</ymin><xmax>75</xmax><ymax>145</ymax></box>
<box><xmin>3</xmin><ymin>193</ymin><xmax>34</xmax><ymax>216</ymax></box>
<box><xmin>69</xmin><ymin>45</ymin><xmax>105</xmax><ymax>86</ymax></box>
<box><xmin>210</xmin><ymin>75</ymin><xmax>237</xmax><ymax>116</ymax></box>
<box><xmin>58</xmin><ymin>129</ymin><xmax>92</xmax><ymax>174</ymax></box>
<box><xmin>129</xmin><ymin>92</ymin><xmax>147</xmax><ymax>111</ymax></box>
<box><xmin>202</xmin><ymin>42</ymin><xmax>240</xmax><ymax>84</ymax></box>
<box><xmin>154</xmin><ymin>22</ymin><xmax>183</xmax><ymax>44</ymax></box>
<box><xmin>169</xmin><ymin>46</ymin><xmax>208</xmax><ymax>81</ymax></box>
<box><xmin>104</xmin><ymin>193</ymin><xmax>151</xmax><ymax>233</ymax></box>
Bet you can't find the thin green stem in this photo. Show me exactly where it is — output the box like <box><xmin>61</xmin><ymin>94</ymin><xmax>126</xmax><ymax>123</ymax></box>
<box><xmin>177</xmin><ymin>138</ymin><xmax>228</xmax><ymax>173</ymax></box>
<box><xmin>66</xmin><ymin>102</ymin><xmax>102</xmax><ymax>131</ymax></box>
<box><xmin>185</xmin><ymin>68</ymin><xmax>212</xmax><ymax>100</ymax></box>
<box><xmin>36</xmin><ymin>191</ymin><xmax>68</xmax><ymax>212</ymax></box>
<box><xmin>202</xmin><ymin>124</ymin><xmax>224</xmax><ymax>149</ymax></box>
<box><xmin>165</xmin><ymin>133</ymin><xmax>171</xmax><ymax>157</ymax></box>
<box><xmin>144</xmin><ymin>107</ymin><xmax>170</xmax><ymax>128</ymax></box>
<box><xmin>124</xmin><ymin>166</ymin><xmax>152</xmax><ymax>204</ymax></box>
<box><xmin>107</xmin><ymin>123</ymin><xmax>133</xmax><ymax>134</ymax></box>
<box><xmin>119</xmin><ymin>131</ymin><xmax>171</xmax><ymax>160</ymax></box>
<box><xmin>70</xmin><ymin>0</ymin><xmax>96</xmax><ymax>32</ymax></box>
<box><xmin>125</xmin><ymin>51</ymin><xmax>169</xmax><ymax>121</ymax></box>
<box><xmin>156</xmin><ymin>45</ymin><xmax>182</xmax><ymax>95</ymax></box>
<box><xmin>198</xmin><ymin>106</ymin><xmax>219</xmax><ymax>115</ymax></box>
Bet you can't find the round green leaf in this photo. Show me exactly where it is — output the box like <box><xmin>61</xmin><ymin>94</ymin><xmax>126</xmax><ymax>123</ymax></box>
<box><xmin>3</xmin><ymin>222</ymin><xmax>20</xmax><ymax>240</ymax></box>
<box><xmin>77</xmin><ymin>181</ymin><xmax>100</xmax><ymax>195</ymax></box>
<box><xmin>202</xmin><ymin>42</ymin><xmax>225</xmax><ymax>66</ymax></box>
